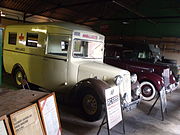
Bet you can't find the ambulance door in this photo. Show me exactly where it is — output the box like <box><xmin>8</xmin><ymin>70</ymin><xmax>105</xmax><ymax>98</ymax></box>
<box><xmin>42</xmin><ymin>34</ymin><xmax>70</xmax><ymax>90</ymax></box>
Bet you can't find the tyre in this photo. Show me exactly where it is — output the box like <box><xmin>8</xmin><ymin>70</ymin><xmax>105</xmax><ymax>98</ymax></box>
<box><xmin>140</xmin><ymin>81</ymin><xmax>157</xmax><ymax>101</ymax></box>
<box><xmin>13</xmin><ymin>68</ymin><xmax>27</xmax><ymax>88</ymax></box>
<box><xmin>80</xmin><ymin>88</ymin><xmax>104</xmax><ymax>122</ymax></box>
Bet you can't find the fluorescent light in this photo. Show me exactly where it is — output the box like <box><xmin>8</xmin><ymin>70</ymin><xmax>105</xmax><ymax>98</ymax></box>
<box><xmin>0</xmin><ymin>11</ymin><xmax>5</xmax><ymax>17</ymax></box>
<box><xmin>31</xmin><ymin>28</ymin><xmax>47</xmax><ymax>33</ymax></box>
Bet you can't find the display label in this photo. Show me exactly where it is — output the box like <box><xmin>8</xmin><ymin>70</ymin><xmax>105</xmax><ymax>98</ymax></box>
<box><xmin>38</xmin><ymin>93</ymin><xmax>61</xmax><ymax>135</ymax></box>
<box><xmin>10</xmin><ymin>104</ymin><xmax>44</xmax><ymax>135</ymax></box>
<box><xmin>0</xmin><ymin>120</ymin><xmax>8</xmax><ymax>135</ymax></box>
<box><xmin>105</xmin><ymin>86</ymin><xmax>122</xmax><ymax>129</ymax></box>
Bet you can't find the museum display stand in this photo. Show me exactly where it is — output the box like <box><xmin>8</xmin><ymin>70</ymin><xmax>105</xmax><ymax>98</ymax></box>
<box><xmin>148</xmin><ymin>87</ymin><xmax>167</xmax><ymax>121</ymax></box>
<box><xmin>0</xmin><ymin>89</ymin><xmax>62</xmax><ymax>135</ymax></box>
<box><xmin>97</xmin><ymin>86</ymin><xmax>125</xmax><ymax>135</ymax></box>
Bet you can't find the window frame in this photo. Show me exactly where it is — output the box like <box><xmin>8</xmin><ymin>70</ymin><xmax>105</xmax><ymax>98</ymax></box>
<box><xmin>26</xmin><ymin>32</ymin><xmax>39</xmax><ymax>48</ymax></box>
<box><xmin>46</xmin><ymin>34</ymin><xmax>70</xmax><ymax>57</ymax></box>
<box><xmin>8</xmin><ymin>32</ymin><xmax>17</xmax><ymax>45</ymax></box>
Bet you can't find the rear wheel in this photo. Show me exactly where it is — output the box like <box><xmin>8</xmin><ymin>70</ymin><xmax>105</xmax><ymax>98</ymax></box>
<box><xmin>13</xmin><ymin>68</ymin><xmax>26</xmax><ymax>88</ymax></box>
<box><xmin>80</xmin><ymin>88</ymin><xmax>104</xmax><ymax>122</ymax></box>
<box><xmin>140</xmin><ymin>81</ymin><xmax>157</xmax><ymax>101</ymax></box>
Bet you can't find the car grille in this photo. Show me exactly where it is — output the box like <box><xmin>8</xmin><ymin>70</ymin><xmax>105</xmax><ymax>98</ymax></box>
<box><xmin>162</xmin><ymin>68</ymin><xmax>170</xmax><ymax>88</ymax></box>
<box><xmin>123</xmin><ymin>74</ymin><xmax>131</xmax><ymax>103</ymax></box>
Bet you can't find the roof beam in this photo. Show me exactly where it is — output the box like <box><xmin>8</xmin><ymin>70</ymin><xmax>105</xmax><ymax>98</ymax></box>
<box><xmin>112</xmin><ymin>0</ymin><xmax>155</xmax><ymax>24</ymax></box>
<box><xmin>82</xmin><ymin>15</ymin><xmax>180</xmax><ymax>23</ymax></box>
<box><xmin>26</xmin><ymin>0</ymin><xmax>111</xmax><ymax>18</ymax></box>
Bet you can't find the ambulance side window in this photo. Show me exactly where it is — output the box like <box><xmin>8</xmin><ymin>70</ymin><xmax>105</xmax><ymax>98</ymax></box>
<box><xmin>26</xmin><ymin>33</ymin><xmax>38</xmax><ymax>47</ymax></box>
<box><xmin>47</xmin><ymin>34</ymin><xmax>69</xmax><ymax>56</ymax></box>
<box><xmin>8</xmin><ymin>32</ymin><xmax>17</xmax><ymax>45</ymax></box>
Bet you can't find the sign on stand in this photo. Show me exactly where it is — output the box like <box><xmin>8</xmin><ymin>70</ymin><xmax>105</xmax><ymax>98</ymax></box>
<box><xmin>105</xmin><ymin>86</ymin><xmax>122</xmax><ymax>129</ymax></box>
<box><xmin>148</xmin><ymin>87</ymin><xmax>167</xmax><ymax>121</ymax></box>
<box><xmin>97</xmin><ymin>86</ymin><xmax>125</xmax><ymax>135</ymax></box>
<box><xmin>38</xmin><ymin>93</ymin><xmax>62</xmax><ymax>135</ymax></box>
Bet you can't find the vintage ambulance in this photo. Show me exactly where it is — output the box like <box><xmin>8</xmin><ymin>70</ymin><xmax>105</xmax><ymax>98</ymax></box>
<box><xmin>3</xmin><ymin>22</ymin><xmax>141</xmax><ymax>121</ymax></box>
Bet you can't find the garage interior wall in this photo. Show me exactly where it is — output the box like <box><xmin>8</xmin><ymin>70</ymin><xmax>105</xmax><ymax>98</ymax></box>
<box><xmin>160</xmin><ymin>44</ymin><xmax>180</xmax><ymax>65</ymax></box>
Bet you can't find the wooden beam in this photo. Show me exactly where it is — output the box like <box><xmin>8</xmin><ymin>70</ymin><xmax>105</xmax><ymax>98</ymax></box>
<box><xmin>112</xmin><ymin>0</ymin><xmax>155</xmax><ymax>24</ymax></box>
<box><xmin>26</xmin><ymin>0</ymin><xmax>111</xmax><ymax>18</ymax></box>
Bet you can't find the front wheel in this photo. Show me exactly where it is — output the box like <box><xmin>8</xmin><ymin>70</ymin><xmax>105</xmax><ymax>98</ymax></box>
<box><xmin>140</xmin><ymin>81</ymin><xmax>157</xmax><ymax>101</ymax></box>
<box><xmin>80</xmin><ymin>89</ymin><xmax>104</xmax><ymax>122</ymax></box>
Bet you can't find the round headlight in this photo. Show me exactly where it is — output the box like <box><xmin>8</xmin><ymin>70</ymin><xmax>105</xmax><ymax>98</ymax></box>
<box><xmin>170</xmin><ymin>70</ymin><xmax>172</xmax><ymax>75</ymax></box>
<box><xmin>114</xmin><ymin>75</ymin><xmax>123</xmax><ymax>86</ymax></box>
<box><xmin>131</xmin><ymin>74</ymin><xmax>137</xmax><ymax>84</ymax></box>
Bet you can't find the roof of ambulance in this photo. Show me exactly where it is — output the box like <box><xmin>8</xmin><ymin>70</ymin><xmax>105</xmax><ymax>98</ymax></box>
<box><xmin>6</xmin><ymin>22</ymin><xmax>100</xmax><ymax>34</ymax></box>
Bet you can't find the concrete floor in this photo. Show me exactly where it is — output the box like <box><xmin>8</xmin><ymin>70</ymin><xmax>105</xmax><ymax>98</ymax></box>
<box><xmin>59</xmin><ymin>89</ymin><xmax>180</xmax><ymax>135</ymax></box>
<box><xmin>1</xmin><ymin>73</ymin><xmax>180</xmax><ymax>135</ymax></box>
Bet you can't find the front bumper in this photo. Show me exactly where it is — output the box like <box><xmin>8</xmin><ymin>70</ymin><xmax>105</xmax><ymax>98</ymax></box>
<box><xmin>166</xmin><ymin>81</ymin><xmax>179</xmax><ymax>93</ymax></box>
<box><xmin>122</xmin><ymin>97</ymin><xmax>142</xmax><ymax>111</ymax></box>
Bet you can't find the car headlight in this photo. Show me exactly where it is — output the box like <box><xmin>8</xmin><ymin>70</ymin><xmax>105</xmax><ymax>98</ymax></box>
<box><xmin>170</xmin><ymin>70</ymin><xmax>172</xmax><ymax>75</ymax></box>
<box><xmin>114</xmin><ymin>75</ymin><xmax>123</xmax><ymax>86</ymax></box>
<box><xmin>131</xmin><ymin>74</ymin><xmax>137</xmax><ymax>84</ymax></box>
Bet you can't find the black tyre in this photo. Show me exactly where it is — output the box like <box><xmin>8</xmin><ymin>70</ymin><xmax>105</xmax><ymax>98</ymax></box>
<box><xmin>80</xmin><ymin>88</ymin><xmax>104</xmax><ymax>122</ymax></box>
<box><xmin>13</xmin><ymin>68</ymin><xmax>26</xmax><ymax>88</ymax></box>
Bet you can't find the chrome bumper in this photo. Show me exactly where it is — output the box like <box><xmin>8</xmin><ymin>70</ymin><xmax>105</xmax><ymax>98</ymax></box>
<box><xmin>122</xmin><ymin>98</ymin><xmax>142</xmax><ymax>111</ymax></box>
<box><xmin>166</xmin><ymin>81</ymin><xmax>179</xmax><ymax>93</ymax></box>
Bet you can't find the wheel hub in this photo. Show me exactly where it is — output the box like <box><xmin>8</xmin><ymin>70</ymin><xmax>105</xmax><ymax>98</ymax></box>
<box><xmin>16</xmin><ymin>71</ymin><xmax>23</xmax><ymax>85</ymax></box>
<box><xmin>142</xmin><ymin>86</ymin><xmax>153</xmax><ymax>97</ymax></box>
<box><xmin>83</xmin><ymin>94</ymin><xmax>97</xmax><ymax>115</ymax></box>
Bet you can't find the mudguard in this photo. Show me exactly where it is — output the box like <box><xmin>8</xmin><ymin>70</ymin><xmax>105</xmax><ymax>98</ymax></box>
<box><xmin>72</xmin><ymin>78</ymin><xmax>110</xmax><ymax>103</ymax></box>
<box><xmin>138</xmin><ymin>72</ymin><xmax>164</xmax><ymax>91</ymax></box>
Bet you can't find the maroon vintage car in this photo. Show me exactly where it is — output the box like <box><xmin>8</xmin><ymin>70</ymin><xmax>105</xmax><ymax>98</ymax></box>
<box><xmin>104</xmin><ymin>44</ymin><xmax>178</xmax><ymax>101</ymax></box>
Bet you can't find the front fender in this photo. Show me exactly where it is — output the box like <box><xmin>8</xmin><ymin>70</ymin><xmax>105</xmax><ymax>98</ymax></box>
<box><xmin>137</xmin><ymin>72</ymin><xmax>164</xmax><ymax>91</ymax></box>
<box><xmin>73</xmin><ymin>78</ymin><xmax>110</xmax><ymax>103</ymax></box>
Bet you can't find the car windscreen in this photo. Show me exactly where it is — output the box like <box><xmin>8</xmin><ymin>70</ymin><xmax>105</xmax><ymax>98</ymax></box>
<box><xmin>73</xmin><ymin>39</ymin><xmax>104</xmax><ymax>59</ymax></box>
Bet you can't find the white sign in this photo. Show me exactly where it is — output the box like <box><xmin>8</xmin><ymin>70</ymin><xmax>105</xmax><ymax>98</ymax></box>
<box><xmin>0</xmin><ymin>120</ymin><xmax>8</xmax><ymax>135</ymax></box>
<box><xmin>39</xmin><ymin>94</ymin><xmax>61</xmax><ymax>135</ymax></box>
<box><xmin>160</xmin><ymin>87</ymin><xmax>167</xmax><ymax>113</ymax></box>
<box><xmin>105</xmin><ymin>86</ymin><xmax>122</xmax><ymax>129</ymax></box>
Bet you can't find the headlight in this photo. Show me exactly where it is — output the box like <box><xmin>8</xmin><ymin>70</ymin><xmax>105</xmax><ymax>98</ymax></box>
<box><xmin>173</xmin><ymin>76</ymin><xmax>176</xmax><ymax>81</ymax></box>
<box><xmin>170</xmin><ymin>70</ymin><xmax>172</xmax><ymax>75</ymax></box>
<box><xmin>114</xmin><ymin>75</ymin><xmax>123</xmax><ymax>86</ymax></box>
<box><xmin>131</xmin><ymin>74</ymin><xmax>137</xmax><ymax>84</ymax></box>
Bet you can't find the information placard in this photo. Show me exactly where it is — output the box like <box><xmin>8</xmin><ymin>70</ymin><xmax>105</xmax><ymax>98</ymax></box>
<box><xmin>0</xmin><ymin>120</ymin><xmax>7</xmax><ymax>135</ymax></box>
<box><xmin>0</xmin><ymin>115</ymin><xmax>12</xmax><ymax>135</ymax></box>
<box><xmin>105</xmin><ymin>86</ymin><xmax>122</xmax><ymax>129</ymax></box>
<box><xmin>160</xmin><ymin>87</ymin><xmax>167</xmax><ymax>113</ymax></box>
<box><xmin>10</xmin><ymin>104</ymin><xmax>45</xmax><ymax>135</ymax></box>
<box><xmin>38</xmin><ymin>93</ymin><xmax>61</xmax><ymax>135</ymax></box>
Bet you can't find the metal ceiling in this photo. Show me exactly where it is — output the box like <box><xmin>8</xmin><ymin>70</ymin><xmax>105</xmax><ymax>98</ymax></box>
<box><xmin>1</xmin><ymin>0</ymin><xmax>175</xmax><ymax>25</ymax></box>
<box><xmin>1</xmin><ymin>0</ymin><xmax>180</xmax><ymax>38</ymax></box>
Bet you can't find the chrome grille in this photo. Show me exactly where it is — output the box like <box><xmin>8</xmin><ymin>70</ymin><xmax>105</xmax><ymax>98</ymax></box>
<box><xmin>162</xmin><ymin>68</ymin><xmax>170</xmax><ymax>88</ymax></box>
<box><xmin>123</xmin><ymin>74</ymin><xmax>131</xmax><ymax>103</ymax></box>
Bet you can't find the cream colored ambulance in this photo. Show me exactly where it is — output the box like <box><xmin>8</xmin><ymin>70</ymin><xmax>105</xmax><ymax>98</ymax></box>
<box><xmin>3</xmin><ymin>22</ymin><xmax>141</xmax><ymax>121</ymax></box>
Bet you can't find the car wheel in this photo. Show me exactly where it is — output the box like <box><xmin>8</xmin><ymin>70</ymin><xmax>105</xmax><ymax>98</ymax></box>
<box><xmin>80</xmin><ymin>89</ymin><xmax>104</xmax><ymax>122</ymax></box>
<box><xmin>140</xmin><ymin>81</ymin><xmax>157</xmax><ymax>101</ymax></box>
<box><xmin>13</xmin><ymin>68</ymin><xmax>26</xmax><ymax>88</ymax></box>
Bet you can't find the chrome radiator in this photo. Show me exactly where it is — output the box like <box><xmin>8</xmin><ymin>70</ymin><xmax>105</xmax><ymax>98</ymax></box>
<box><xmin>162</xmin><ymin>68</ymin><xmax>170</xmax><ymax>88</ymax></box>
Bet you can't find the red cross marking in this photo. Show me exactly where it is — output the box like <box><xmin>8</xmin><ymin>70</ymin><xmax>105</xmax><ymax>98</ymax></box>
<box><xmin>19</xmin><ymin>33</ymin><xmax>24</xmax><ymax>41</ymax></box>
